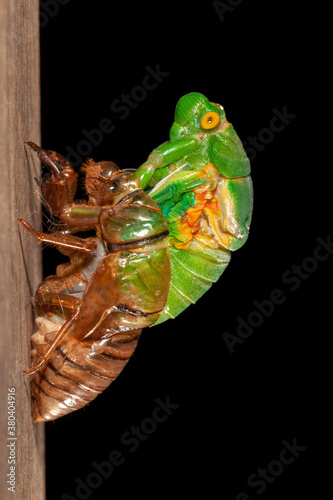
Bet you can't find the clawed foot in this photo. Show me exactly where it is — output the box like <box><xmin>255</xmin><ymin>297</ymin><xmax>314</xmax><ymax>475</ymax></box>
<box><xmin>25</xmin><ymin>141</ymin><xmax>78</xmax><ymax>217</ymax></box>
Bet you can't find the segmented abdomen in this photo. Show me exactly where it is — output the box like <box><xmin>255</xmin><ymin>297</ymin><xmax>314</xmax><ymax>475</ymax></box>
<box><xmin>31</xmin><ymin>315</ymin><xmax>141</xmax><ymax>421</ymax></box>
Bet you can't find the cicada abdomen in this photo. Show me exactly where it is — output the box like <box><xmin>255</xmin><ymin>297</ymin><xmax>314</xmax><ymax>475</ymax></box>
<box><xmin>22</xmin><ymin>151</ymin><xmax>171</xmax><ymax>421</ymax></box>
<box><xmin>31</xmin><ymin>311</ymin><xmax>142</xmax><ymax>421</ymax></box>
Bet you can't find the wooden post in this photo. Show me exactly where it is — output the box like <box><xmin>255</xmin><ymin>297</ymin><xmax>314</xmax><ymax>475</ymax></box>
<box><xmin>0</xmin><ymin>1</ymin><xmax>45</xmax><ymax>499</ymax></box>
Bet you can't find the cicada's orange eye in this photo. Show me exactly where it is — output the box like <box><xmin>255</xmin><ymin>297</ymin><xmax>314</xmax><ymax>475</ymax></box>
<box><xmin>200</xmin><ymin>111</ymin><xmax>220</xmax><ymax>130</ymax></box>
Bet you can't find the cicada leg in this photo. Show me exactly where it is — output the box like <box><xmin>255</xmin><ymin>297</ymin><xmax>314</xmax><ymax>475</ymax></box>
<box><xmin>18</xmin><ymin>218</ymin><xmax>98</xmax><ymax>255</ymax></box>
<box><xmin>25</xmin><ymin>303</ymin><xmax>81</xmax><ymax>375</ymax></box>
<box><xmin>35</xmin><ymin>284</ymin><xmax>81</xmax><ymax>316</ymax></box>
<box><xmin>26</xmin><ymin>275</ymin><xmax>86</xmax><ymax>376</ymax></box>
<box><xmin>136</xmin><ymin>137</ymin><xmax>201</xmax><ymax>189</ymax></box>
<box><xmin>26</xmin><ymin>142</ymin><xmax>78</xmax><ymax>218</ymax></box>
<box><xmin>26</xmin><ymin>142</ymin><xmax>103</xmax><ymax>229</ymax></box>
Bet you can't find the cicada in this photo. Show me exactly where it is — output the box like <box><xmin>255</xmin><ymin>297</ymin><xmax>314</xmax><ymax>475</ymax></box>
<box><xmin>20</xmin><ymin>93</ymin><xmax>253</xmax><ymax>421</ymax></box>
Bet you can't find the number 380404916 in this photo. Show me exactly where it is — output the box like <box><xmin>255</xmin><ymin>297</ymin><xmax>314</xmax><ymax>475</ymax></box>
<box><xmin>19</xmin><ymin>92</ymin><xmax>253</xmax><ymax>421</ymax></box>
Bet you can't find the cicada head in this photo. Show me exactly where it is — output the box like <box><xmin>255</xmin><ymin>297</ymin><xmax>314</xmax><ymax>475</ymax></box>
<box><xmin>169</xmin><ymin>92</ymin><xmax>227</xmax><ymax>141</ymax></box>
<box><xmin>84</xmin><ymin>160</ymin><xmax>140</xmax><ymax>205</ymax></box>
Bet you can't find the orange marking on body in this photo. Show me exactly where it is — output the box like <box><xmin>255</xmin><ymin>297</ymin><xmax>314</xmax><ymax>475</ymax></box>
<box><xmin>170</xmin><ymin>163</ymin><xmax>221</xmax><ymax>249</ymax></box>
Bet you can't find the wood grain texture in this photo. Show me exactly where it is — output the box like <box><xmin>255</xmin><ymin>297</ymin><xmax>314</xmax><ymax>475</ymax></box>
<box><xmin>0</xmin><ymin>1</ymin><xmax>45</xmax><ymax>499</ymax></box>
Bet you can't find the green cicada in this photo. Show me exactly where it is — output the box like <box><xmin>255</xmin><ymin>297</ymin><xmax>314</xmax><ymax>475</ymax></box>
<box><xmin>19</xmin><ymin>92</ymin><xmax>252</xmax><ymax>421</ymax></box>
<box><xmin>137</xmin><ymin>92</ymin><xmax>253</xmax><ymax>324</ymax></box>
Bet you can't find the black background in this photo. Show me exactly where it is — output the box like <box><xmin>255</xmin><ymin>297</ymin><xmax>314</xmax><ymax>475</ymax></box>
<box><xmin>36</xmin><ymin>1</ymin><xmax>327</xmax><ymax>499</ymax></box>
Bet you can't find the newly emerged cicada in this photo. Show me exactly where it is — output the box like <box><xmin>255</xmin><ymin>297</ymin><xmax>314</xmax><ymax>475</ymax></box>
<box><xmin>20</xmin><ymin>93</ymin><xmax>253</xmax><ymax>421</ymax></box>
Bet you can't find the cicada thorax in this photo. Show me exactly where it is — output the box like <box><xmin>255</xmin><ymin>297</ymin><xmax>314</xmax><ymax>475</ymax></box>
<box><xmin>30</xmin><ymin>162</ymin><xmax>171</xmax><ymax>421</ymax></box>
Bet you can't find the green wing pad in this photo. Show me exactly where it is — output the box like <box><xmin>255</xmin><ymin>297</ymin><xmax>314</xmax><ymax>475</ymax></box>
<box><xmin>226</xmin><ymin>176</ymin><xmax>254</xmax><ymax>251</ymax></box>
<box><xmin>210</xmin><ymin>124</ymin><xmax>251</xmax><ymax>178</ymax></box>
<box><xmin>154</xmin><ymin>239</ymin><xmax>230</xmax><ymax>325</ymax></box>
